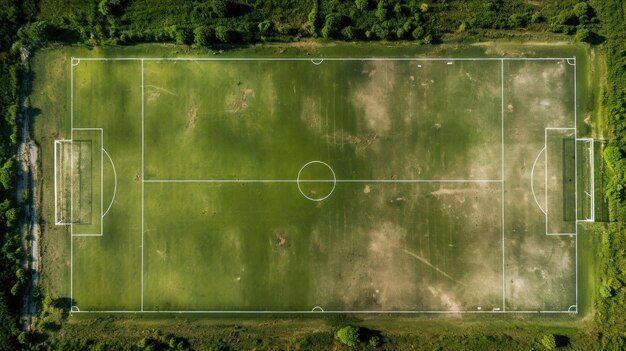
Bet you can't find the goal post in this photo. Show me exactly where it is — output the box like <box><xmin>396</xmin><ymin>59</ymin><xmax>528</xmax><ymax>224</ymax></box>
<box><xmin>577</xmin><ymin>138</ymin><xmax>595</xmax><ymax>222</ymax></box>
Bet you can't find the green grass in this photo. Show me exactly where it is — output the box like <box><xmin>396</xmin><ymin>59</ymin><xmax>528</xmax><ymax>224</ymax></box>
<box><xmin>31</xmin><ymin>42</ymin><xmax>595</xmax><ymax>316</ymax></box>
<box><xmin>71</xmin><ymin>60</ymin><xmax>143</xmax><ymax>310</ymax></box>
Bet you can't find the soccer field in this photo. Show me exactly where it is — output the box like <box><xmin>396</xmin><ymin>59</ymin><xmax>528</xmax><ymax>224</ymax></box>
<box><xmin>56</xmin><ymin>56</ymin><xmax>594</xmax><ymax>313</ymax></box>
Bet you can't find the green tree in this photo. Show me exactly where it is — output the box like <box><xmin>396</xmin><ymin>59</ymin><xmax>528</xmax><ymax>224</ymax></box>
<box><xmin>98</xmin><ymin>0</ymin><xmax>110</xmax><ymax>16</ymax></box>
<box><xmin>193</xmin><ymin>26</ymin><xmax>212</xmax><ymax>46</ymax></box>
<box><xmin>603</xmin><ymin>146</ymin><xmax>622</xmax><ymax>173</ymax></box>
<box><xmin>215</xmin><ymin>25</ymin><xmax>231</xmax><ymax>42</ymax></box>
<box><xmin>355</xmin><ymin>0</ymin><xmax>368</xmax><ymax>11</ymax></box>
<box><xmin>17</xmin><ymin>332</ymin><xmax>27</xmax><ymax>345</ymax></box>
<box><xmin>412</xmin><ymin>26</ymin><xmax>424</xmax><ymax>39</ymax></box>
<box><xmin>572</xmin><ymin>2</ymin><xmax>589</xmax><ymax>19</ymax></box>
<box><xmin>212</xmin><ymin>0</ymin><xmax>228</xmax><ymax>17</ymax></box>
<box><xmin>308</xmin><ymin>1</ymin><xmax>319</xmax><ymax>35</ymax></box>
<box><xmin>376</xmin><ymin>1</ymin><xmax>387</xmax><ymax>21</ymax></box>
<box><xmin>175</xmin><ymin>28</ymin><xmax>191</xmax><ymax>45</ymax></box>
<box><xmin>575</xmin><ymin>27</ymin><xmax>591</xmax><ymax>42</ymax></box>
<box><xmin>322</xmin><ymin>13</ymin><xmax>338</xmax><ymax>38</ymax></box>
<box><xmin>27</xmin><ymin>21</ymin><xmax>49</xmax><ymax>41</ymax></box>
<box><xmin>335</xmin><ymin>326</ymin><xmax>359</xmax><ymax>347</ymax></box>
<box><xmin>508</xmin><ymin>13</ymin><xmax>526</xmax><ymax>28</ymax></box>
<box><xmin>341</xmin><ymin>26</ymin><xmax>354</xmax><ymax>39</ymax></box>
<box><xmin>258</xmin><ymin>20</ymin><xmax>271</xmax><ymax>34</ymax></box>
<box><xmin>599</xmin><ymin>285</ymin><xmax>614</xmax><ymax>298</ymax></box>
<box><xmin>4</xmin><ymin>207</ymin><xmax>18</xmax><ymax>228</ymax></box>
<box><xmin>0</xmin><ymin>158</ymin><xmax>14</xmax><ymax>190</ymax></box>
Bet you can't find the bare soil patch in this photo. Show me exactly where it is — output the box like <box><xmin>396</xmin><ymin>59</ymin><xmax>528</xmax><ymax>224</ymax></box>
<box><xmin>275</xmin><ymin>231</ymin><xmax>286</xmax><ymax>248</ymax></box>
<box><xmin>227</xmin><ymin>88</ymin><xmax>254</xmax><ymax>113</ymax></box>
<box><xmin>353</xmin><ymin>61</ymin><xmax>396</xmax><ymax>135</ymax></box>
<box><xmin>186</xmin><ymin>102</ymin><xmax>198</xmax><ymax>129</ymax></box>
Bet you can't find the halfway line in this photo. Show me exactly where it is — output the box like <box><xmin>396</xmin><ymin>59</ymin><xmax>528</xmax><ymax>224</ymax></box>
<box><xmin>143</xmin><ymin>179</ymin><xmax>503</xmax><ymax>183</ymax></box>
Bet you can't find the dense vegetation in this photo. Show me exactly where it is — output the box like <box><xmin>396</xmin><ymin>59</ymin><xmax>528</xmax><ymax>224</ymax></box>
<box><xmin>590</xmin><ymin>0</ymin><xmax>626</xmax><ymax>350</ymax></box>
<box><xmin>0</xmin><ymin>0</ymin><xmax>38</xmax><ymax>350</ymax></box>
<box><xmin>0</xmin><ymin>0</ymin><xmax>620</xmax><ymax>350</ymax></box>
<box><xmin>35</xmin><ymin>0</ymin><xmax>597</xmax><ymax>46</ymax></box>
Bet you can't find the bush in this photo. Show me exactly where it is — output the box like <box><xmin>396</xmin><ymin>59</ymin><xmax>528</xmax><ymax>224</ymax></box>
<box><xmin>335</xmin><ymin>326</ymin><xmax>359</xmax><ymax>347</ymax></box>
<box><xmin>575</xmin><ymin>27</ymin><xmax>591</xmax><ymax>42</ymax></box>
<box><xmin>214</xmin><ymin>25</ymin><xmax>231</xmax><ymax>42</ymax></box>
<box><xmin>369</xmin><ymin>335</ymin><xmax>381</xmax><ymax>347</ymax></box>
<box><xmin>355</xmin><ymin>0</ymin><xmax>368</xmax><ymax>11</ymax></box>
<box><xmin>193</xmin><ymin>26</ymin><xmax>212</xmax><ymax>46</ymax></box>
<box><xmin>541</xmin><ymin>334</ymin><xmax>557</xmax><ymax>350</ymax></box>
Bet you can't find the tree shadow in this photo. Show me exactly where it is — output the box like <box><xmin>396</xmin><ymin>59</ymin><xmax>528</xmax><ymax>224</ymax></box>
<box><xmin>555</xmin><ymin>334</ymin><xmax>570</xmax><ymax>348</ymax></box>
<box><xmin>358</xmin><ymin>327</ymin><xmax>383</xmax><ymax>346</ymax></box>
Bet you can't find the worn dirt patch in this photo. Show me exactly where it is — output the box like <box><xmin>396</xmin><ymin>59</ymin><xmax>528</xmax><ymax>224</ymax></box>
<box><xmin>301</xmin><ymin>97</ymin><xmax>322</xmax><ymax>133</ymax></box>
<box><xmin>345</xmin><ymin>133</ymin><xmax>378</xmax><ymax>150</ymax></box>
<box><xmin>353</xmin><ymin>61</ymin><xmax>396</xmax><ymax>135</ymax></box>
<box><xmin>186</xmin><ymin>103</ymin><xmax>198</xmax><ymax>129</ymax></box>
<box><xmin>146</xmin><ymin>85</ymin><xmax>177</xmax><ymax>102</ymax></box>
<box><xmin>227</xmin><ymin>88</ymin><xmax>254</xmax><ymax>113</ymax></box>
<box><xmin>275</xmin><ymin>231</ymin><xmax>286</xmax><ymax>248</ymax></box>
<box><xmin>148</xmin><ymin>89</ymin><xmax>161</xmax><ymax>102</ymax></box>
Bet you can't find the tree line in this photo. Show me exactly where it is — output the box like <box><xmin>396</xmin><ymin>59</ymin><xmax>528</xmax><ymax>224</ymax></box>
<box><xmin>0</xmin><ymin>0</ymin><xmax>39</xmax><ymax>350</ymax></box>
<box><xmin>591</xmin><ymin>0</ymin><xmax>626</xmax><ymax>349</ymax></box>
<box><xmin>32</xmin><ymin>0</ymin><xmax>598</xmax><ymax>47</ymax></box>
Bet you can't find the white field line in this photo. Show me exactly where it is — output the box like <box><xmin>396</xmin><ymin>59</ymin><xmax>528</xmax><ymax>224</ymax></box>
<box><xmin>69</xmin><ymin>309</ymin><xmax>578</xmax><ymax>314</ymax></box>
<box><xmin>573</xmin><ymin>58</ymin><xmax>579</xmax><ymax>309</ymax></box>
<box><xmin>72</xmin><ymin>57</ymin><xmax>577</xmax><ymax>62</ymax></box>
<box><xmin>530</xmin><ymin>147</ymin><xmax>547</xmax><ymax>215</ymax></box>
<box><xmin>70</xmin><ymin>61</ymin><xmax>74</xmax><ymax>305</ymax></box>
<box><xmin>143</xmin><ymin>179</ymin><xmax>503</xmax><ymax>183</ymax></box>
<box><xmin>100</xmin><ymin>130</ymin><xmax>104</xmax><ymax>231</ymax></box>
<box><xmin>500</xmin><ymin>59</ymin><xmax>506</xmax><ymax>312</ymax></box>
<box><xmin>102</xmin><ymin>148</ymin><xmax>117</xmax><ymax>217</ymax></box>
<box><xmin>589</xmin><ymin>139</ymin><xmax>596</xmax><ymax>222</ymax></box>
<box><xmin>141</xmin><ymin>59</ymin><xmax>145</xmax><ymax>312</ymax></box>
<box><xmin>54</xmin><ymin>141</ymin><xmax>58</xmax><ymax>223</ymax></box>
<box><xmin>543</xmin><ymin>128</ymin><xmax>550</xmax><ymax>234</ymax></box>
<box><xmin>71</xmin><ymin>57</ymin><xmax>581</xmax><ymax>315</ymax></box>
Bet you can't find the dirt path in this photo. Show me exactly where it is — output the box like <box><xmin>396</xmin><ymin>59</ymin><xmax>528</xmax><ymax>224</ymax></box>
<box><xmin>16</xmin><ymin>45</ymin><xmax>39</xmax><ymax>331</ymax></box>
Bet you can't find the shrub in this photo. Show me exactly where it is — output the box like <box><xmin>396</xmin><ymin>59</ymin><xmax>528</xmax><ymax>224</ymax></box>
<box><xmin>575</xmin><ymin>27</ymin><xmax>591</xmax><ymax>42</ymax></box>
<box><xmin>335</xmin><ymin>326</ymin><xmax>359</xmax><ymax>347</ymax></box>
<box><xmin>193</xmin><ymin>26</ymin><xmax>212</xmax><ymax>46</ymax></box>
<box><xmin>214</xmin><ymin>25</ymin><xmax>231</xmax><ymax>42</ymax></box>
<box><xmin>541</xmin><ymin>334</ymin><xmax>557</xmax><ymax>350</ymax></box>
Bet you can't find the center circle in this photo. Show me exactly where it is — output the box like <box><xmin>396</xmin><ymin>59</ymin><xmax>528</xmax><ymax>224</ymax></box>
<box><xmin>296</xmin><ymin>161</ymin><xmax>336</xmax><ymax>202</ymax></box>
